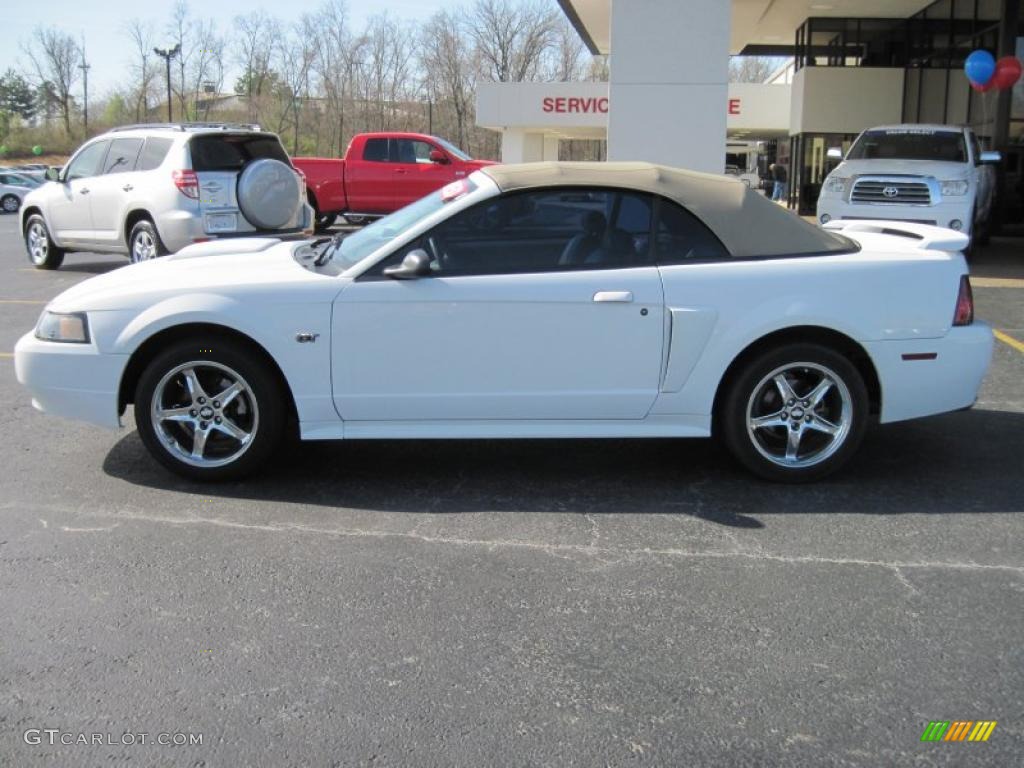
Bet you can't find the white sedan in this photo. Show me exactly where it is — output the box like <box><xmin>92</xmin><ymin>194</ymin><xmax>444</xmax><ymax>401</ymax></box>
<box><xmin>15</xmin><ymin>162</ymin><xmax>993</xmax><ymax>482</ymax></box>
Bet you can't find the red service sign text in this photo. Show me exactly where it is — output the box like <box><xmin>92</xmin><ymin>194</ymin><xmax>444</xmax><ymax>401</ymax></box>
<box><xmin>542</xmin><ymin>97</ymin><xmax>610</xmax><ymax>114</ymax></box>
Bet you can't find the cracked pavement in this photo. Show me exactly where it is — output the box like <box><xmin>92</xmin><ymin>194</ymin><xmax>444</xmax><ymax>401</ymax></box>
<box><xmin>1</xmin><ymin>216</ymin><xmax>1022</xmax><ymax>766</ymax></box>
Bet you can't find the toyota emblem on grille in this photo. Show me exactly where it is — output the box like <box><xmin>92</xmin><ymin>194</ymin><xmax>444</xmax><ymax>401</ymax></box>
<box><xmin>882</xmin><ymin>186</ymin><xmax>899</xmax><ymax>198</ymax></box>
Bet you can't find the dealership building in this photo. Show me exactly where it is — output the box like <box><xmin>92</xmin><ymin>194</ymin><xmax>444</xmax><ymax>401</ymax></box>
<box><xmin>477</xmin><ymin>0</ymin><xmax>1024</xmax><ymax>214</ymax></box>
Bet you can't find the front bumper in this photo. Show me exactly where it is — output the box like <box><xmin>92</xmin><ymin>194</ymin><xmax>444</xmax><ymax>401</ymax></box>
<box><xmin>816</xmin><ymin>198</ymin><xmax>973</xmax><ymax>237</ymax></box>
<box><xmin>14</xmin><ymin>332</ymin><xmax>127</xmax><ymax>429</ymax></box>
<box><xmin>863</xmin><ymin>322</ymin><xmax>994</xmax><ymax>424</ymax></box>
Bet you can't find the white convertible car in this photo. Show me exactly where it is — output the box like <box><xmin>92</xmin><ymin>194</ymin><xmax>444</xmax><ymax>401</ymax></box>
<box><xmin>15</xmin><ymin>162</ymin><xmax>992</xmax><ymax>482</ymax></box>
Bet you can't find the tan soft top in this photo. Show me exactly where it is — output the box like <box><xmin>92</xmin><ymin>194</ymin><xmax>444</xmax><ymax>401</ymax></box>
<box><xmin>480</xmin><ymin>161</ymin><xmax>850</xmax><ymax>258</ymax></box>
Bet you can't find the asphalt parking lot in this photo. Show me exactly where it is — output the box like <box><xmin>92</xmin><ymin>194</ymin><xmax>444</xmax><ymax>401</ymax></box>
<box><xmin>0</xmin><ymin>212</ymin><xmax>1022</xmax><ymax>767</ymax></box>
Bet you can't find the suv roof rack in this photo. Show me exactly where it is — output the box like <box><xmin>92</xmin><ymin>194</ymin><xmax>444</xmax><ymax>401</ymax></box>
<box><xmin>110</xmin><ymin>122</ymin><xmax>263</xmax><ymax>133</ymax></box>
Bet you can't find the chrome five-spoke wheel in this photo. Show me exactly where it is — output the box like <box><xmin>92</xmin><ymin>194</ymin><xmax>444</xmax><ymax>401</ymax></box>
<box><xmin>132</xmin><ymin>230</ymin><xmax>158</xmax><ymax>262</ymax></box>
<box><xmin>746</xmin><ymin>362</ymin><xmax>852</xmax><ymax>469</ymax></box>
<box><xmin>27</xmin><ymin>221</ymin><xmax>49</xmax><ymax>263</ymax></box>
<box><xmin>150</xmin><ymin>361</ymin><xmax>259</xmax><ymax>468</ymax></box>
<box><xmin>722</xmin><ymin>343</ymin><xmax>868</xmax><ymax>482</ymax></box>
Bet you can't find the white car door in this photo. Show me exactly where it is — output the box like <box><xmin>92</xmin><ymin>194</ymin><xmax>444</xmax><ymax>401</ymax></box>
<box><xmin>332</xmin><ymin>188</ymin><xmax>666</xmax><ymax>422</ymax></box>
<box><xmin>87</xmin><ymin>136</ymin><xmax>144</xmax><ymax>247</ymax></box>
<box><xmin>47</xmin><ymin>139</ymin><xmax>110</xmax><ymax>245</ymax></box>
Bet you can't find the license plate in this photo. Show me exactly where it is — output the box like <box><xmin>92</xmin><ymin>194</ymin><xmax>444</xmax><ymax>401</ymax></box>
<box><xmin>206</xmin><ymin>213</ymin><xmax>237</xmax><ymax>233</ymax></box>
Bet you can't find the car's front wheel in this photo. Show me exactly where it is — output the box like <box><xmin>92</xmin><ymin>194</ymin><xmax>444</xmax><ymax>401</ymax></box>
<box><xmin>720</xmin><ymin>344</ymin><xmax>868</xmax><ymax>482</ymax></box>
<box><xmin>24</xmin><ymin>214</ymin><xmax>65</xmax><ymax>270</ymax></box>
<box><xmin>134</xmin><ymin>339</ymin><xmax>286</xmax><ymax>480</ymax></box>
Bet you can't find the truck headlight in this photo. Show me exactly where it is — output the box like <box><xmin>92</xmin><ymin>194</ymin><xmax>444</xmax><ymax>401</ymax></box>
<box><xmin>940</xmin><ymin>180</ymin><xmax>969</xmax><ymax>196</ymax></box>
<box><xmin>823</xmin><ymin>176</ymin><xmax>849</xmax><ymax>194</ymax></box>
<box><xmin>35</xmin><ymin>311</ymin><xmax>90</xmax><ymax>343</ymax></box>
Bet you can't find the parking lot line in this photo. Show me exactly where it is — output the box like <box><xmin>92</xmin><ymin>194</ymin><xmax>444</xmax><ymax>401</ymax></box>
<box><xmin>994</xmin><ymin>329</ymin><xmax>1024</xmax><ymax>354</ymax></box>
<box><xmin>0</xmin><ymin>352</ymin><xmax>13</xmax><ymax>358</ymax></box>
<box><xmin>0</xmin><ymin>299</ymin><xmax>46</xmax><ymax>304</ymax></box>
<box><xmin>971</xmin><ymin>277</ymin><xmax>1024</xmax><ymax>288</ymax></box>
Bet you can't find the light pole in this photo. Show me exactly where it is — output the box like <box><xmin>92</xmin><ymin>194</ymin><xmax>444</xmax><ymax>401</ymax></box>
<box><xmin>153</xmin><ymin>43</ymin><xmax>181</xmax><ymax>122</ymax></box>
<box><xmin>78</xmin><ymin>55</ymin><xmax>90</xmax><ymax>133</ymax></box>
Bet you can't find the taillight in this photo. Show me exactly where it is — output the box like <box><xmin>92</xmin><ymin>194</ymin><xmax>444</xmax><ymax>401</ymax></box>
<box><xmin>953</xmin><ymin>275</ymin><xmax>974</xmax><ymax>326</ymax></box>
<box><xmin>172</xmin><ymin>169</ymin><xmax>199</xmax><ymax>200</ymax></box>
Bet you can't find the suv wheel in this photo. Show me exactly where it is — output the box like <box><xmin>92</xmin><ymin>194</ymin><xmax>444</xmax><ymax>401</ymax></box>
<box><xmin>129</xmin><ymin>219</ymin><xmax>167</xmax><ymax>263</ymax></box>
<box><xmin>24</xmin><ymin>214</ymin><xmax>65</xmax><ymax>270</ymax></box>
<box><xmin>134</xmin><ymin>338</ymin><xmax>286</xmax><ymax>481</ymax></box>
<box><xmin>720</xmin><ymin>344</ymin><xmax>868</xmax><ymax>483</ymax></box>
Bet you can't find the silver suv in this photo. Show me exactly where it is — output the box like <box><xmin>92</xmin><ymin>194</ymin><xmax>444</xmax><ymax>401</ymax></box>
<box><xmin>21</xmin><ymin>123</ymin><xmax>313</xmax><ymax>269</ymax></box>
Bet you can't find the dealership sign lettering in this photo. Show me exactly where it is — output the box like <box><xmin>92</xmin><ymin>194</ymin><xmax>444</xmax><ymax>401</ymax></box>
<box><xmin>541</xmin><ymin>97</ymin><xmax>742</xmax><ymax>116</ymax></box>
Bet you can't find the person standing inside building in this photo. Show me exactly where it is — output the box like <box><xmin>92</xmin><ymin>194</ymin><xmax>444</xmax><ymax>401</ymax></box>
<box><xmin>772</xmin><ymin>163</ymin><xmax>788</xmax><ymax>202</ymax></box>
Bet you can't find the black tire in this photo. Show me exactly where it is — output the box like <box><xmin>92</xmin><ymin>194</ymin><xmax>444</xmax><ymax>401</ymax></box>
<box><xmin>314</xmin><ymin>212</ymin><xmax>337</xmax><ymax>232</ymax></box>
<box><xmin>134</xmin><ymin>337</ymin><xmax>286</xmax><ymax>481</ymax></box>
<box><xmin>720</xmin><ymin>343</ymin><xmax>869</xmax><ymax>483</ymax></box>
<box><xmin>1</xmin><ymin>194</ymin><xmax>20</xmax><ymax>214</ymax></box>
<box><xmin>128</xmin><ymin>219</ymin><xmax>168</xmax><ymax>263</ymax></box>
<box><xmin>343</xmin><ymin>214</ymin><xmax>368</xmax><ymax>226</ymax></box>
<box><xmin>24</xmin><ymin>213</ymin><xmax>65</xmax><ymax>270</ymax></box>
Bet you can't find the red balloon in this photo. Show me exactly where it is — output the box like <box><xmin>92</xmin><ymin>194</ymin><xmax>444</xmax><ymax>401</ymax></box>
<box><xmin>972</xmin><ymin>80</ymin><xmax>994</xmax><ymax>93</ymax></box>
<box><xmin>991</xmin><ymin>56</ymin><xmax>1022</xmax><ymax>90</ymax></box>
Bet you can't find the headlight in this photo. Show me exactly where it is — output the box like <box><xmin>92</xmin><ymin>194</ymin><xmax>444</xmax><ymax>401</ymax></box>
<box><xmin>940</xmin><ymin>180</ymin><xmax>969</xmax><ymax>196</ymax></box>
<box><xmin>823</xmin><ymin>176</ymin><xmax>849</xmax><ymax>194</ymax></box>
<box><xmin>35</xmin><ymin>311</ymin><xmax>90</xmax><ymax>343</ymax></box>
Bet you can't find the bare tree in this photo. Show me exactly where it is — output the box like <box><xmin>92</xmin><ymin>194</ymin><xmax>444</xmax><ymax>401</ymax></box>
<box><xmin>22</xmin><ymin>26</ymin><xmax>80</xmax><ymax>134</ymax></box>
<box><xmin>467</xmin><ymin>0</ymin><xmax>557</xmax><ymax>82</ymax></box>
<box><xmin>545</xmin><ymin>16</ymin><xmax>586</xmax><ymax>82</ymax></box>
<box><xmin>234</xmin><ymin>10</ymin><xmax>279</xmax><ymax>123</ymax></box>
<box><xmin>420</xmin><ymin>10</ymin><xmax>476</xmax><ymax>150</ymax></box>
<box><xmin>728</xmin><ymin>56</ymin><xmax>786</xmax><ymax>83</ymax></box>
<box><xmin>310</xmin><ymin>0</ymin><xmax>354</xmax><ymax>155</ymax></box>
<box><xmin>124</xmin><ymin>19</ymin><xmax>156</xmax><ymax>121</ymax></box>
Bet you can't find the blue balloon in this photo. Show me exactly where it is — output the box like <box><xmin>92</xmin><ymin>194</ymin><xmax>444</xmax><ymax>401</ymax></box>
<box><xmin>965</xmin><ymin>50</ymin><xmax>996</xmax><ymax>85</ymax></box>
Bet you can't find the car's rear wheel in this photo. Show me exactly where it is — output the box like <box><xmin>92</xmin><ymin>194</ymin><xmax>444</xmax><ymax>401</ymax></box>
<box><xmin>24</xmin><ymin>214</ymin><xmax>65</xmax><ymax>270</ymax></box>
<box><xmin>314</xmin><ymin>212</ymin><xmax>337</xmax><ymax>232</ymax></box>
<box><xmin>134</xmin><ymin>339</ymin><xmax>285</xmax><ymax>481</ymax></box>
<box><xmin>129</xmin><ymin>219</ymin><xmax>167</xmax><ymax>263</ymax></box>
<box><xmin>721</xmin><ymin>344</ymin><xmax>868</xmax><ymax>482</ymax></box>
<box><xmin>1</xmin><ymin>194</ymin><xmax>20</xmax><ymax>213</ymax></box>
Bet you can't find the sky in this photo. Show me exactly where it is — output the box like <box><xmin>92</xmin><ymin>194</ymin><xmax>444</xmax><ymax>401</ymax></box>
<box><xmin>3</xmin><ymin>0</ymin><xmax>455</xmax><ymax>99</ymax></box>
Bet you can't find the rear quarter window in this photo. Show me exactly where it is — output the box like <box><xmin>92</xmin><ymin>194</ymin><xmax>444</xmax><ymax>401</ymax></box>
<box><xmin>137</xmin><ymin>137</ymin><xmax>173</xmax><ymax>171</ymax></box>
<box><xmin>189</xmin><ymin>134</ymin><xmax>290</xmax><ymax>172</ymax></box>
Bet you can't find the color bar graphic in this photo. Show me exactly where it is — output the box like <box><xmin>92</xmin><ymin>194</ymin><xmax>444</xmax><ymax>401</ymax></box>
<box><xmin>921</xmin><ymin>720</ymin><xmax>996</xmax><ymax>742</ymax></box>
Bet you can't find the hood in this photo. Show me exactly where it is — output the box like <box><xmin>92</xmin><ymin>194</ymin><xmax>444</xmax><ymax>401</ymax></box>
<box><xmin>467</xmin><ymin>159</ymin><xmax>499</xmax><ymax>168</ymax></box>
<box><xmin>48</xmin><ymin>240</ymin><xmax>335</xmax><ymax>313</ymax></box>
<box><xmin>833</xmin><ymin>158</ymin><xmax>970</xmax><ymax>180</ymax></box>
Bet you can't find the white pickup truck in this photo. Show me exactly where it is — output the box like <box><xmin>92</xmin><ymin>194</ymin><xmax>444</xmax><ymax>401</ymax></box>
<box><xmin>816</xmin><ymin>124</ymin><xmax>1000</xmax><ymax>248</ymax></box>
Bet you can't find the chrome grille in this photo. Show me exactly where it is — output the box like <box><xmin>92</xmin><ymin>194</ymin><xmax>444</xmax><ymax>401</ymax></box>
<box><xmin>850</xmin><ymin>179</ymin><xmax>932</xmax><ymax>205</ymax></box>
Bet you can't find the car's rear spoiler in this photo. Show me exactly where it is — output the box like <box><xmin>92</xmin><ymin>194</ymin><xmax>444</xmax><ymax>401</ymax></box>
<box><xmin>823</xmin><ymin>219</ymin><xmax>970</xmax><ymax>252</ymax></box>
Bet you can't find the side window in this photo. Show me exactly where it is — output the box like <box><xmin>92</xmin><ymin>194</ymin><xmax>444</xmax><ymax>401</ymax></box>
<box><xmin>137</xmin><ymin>137</ymin><xmax>173</xmax><ymax>171</ymax></box>
<box><xmin>362</xmin><ymin>138</ymin><xmax>389</xmax><ymax>162</ymax></box>
<box><xmin>392</xmin><ymin>139</ymin><xmax>435</xmax><ymax>164</ymax></box>
<box><xmin>103</xmin><ymin>138</ymin><xmax>144</xmax><ymax>174</ymax></box>
<box><xmin>382</xmin><ymin>188</ymin><xmax>655</xmax><ymax>277</ymax></box>
<box><xmin>970</xmin><ymin>132</ymin><xmax>983</xmax><ymax>164</ymax></box>
<box><xmin>64</xmin><ymin>141</ymin><xmax>110</xmax><ymax>181</ymax></box>
<box><xmin>654</xmin><ymin>198</ymin><xmax>729</xmax><ymax>263</ymax></box>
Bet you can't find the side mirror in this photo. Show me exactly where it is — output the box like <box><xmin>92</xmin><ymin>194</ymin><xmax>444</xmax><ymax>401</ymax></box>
<box><xmin>826</xmin><ymin>147</ymin><xmax>843</xmax><ymax>160</ymax></box>
<box><xmin>979</xmin><ymin>150</ymin><xmax>1001</xmax><ymax>165</ymax></box>
<box><xmin>44</xmin><ymin>167</ymin><xmax>62</xmax><ymax>182</ymax></box>
<box><xmin>428</xmin><ymin>149</ymin><xmax>449</xmax><ymax>164</ymax></box>
<box><xmin>383</xmin><ymin>249</ymin><xmax>432</xmax><ymax>279</ymax></box>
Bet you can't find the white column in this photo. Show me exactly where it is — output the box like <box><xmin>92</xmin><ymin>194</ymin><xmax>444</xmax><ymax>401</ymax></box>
<box><xmin>500</xmin><ymin>129</ymin><xmax>546</xmax><ymax>163</ymax></box>
<box><xmin>542</xmin><ymin>135</ymin><xmax>560</xmax><ymax>161</ymax></box>
<box><xmin>607</xmin><ymin>0</ymin><xmax>729</xmax><ymax>173</ymax></box>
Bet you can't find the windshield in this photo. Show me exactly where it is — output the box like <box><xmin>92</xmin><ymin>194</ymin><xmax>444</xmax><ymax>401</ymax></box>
<box><xmin>431</xmin><ymin>136</ymin><xmax>471</xmax><ymax>161</ymax></box>
<box><xmin>330</xmin><ymin>177</ymin><xmax>479</xmax><ymax>269</ymax></box>
<box><xmin>847</xmin><ymin>128</ymin><xmax>967</xmax><ymax>163</ymax></box>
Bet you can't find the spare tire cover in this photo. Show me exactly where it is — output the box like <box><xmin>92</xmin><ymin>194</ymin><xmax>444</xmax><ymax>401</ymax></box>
<box><xmin>236</xmin><ymin>158</ymin><xmax>301</xmax><ymax>229</ymax></box>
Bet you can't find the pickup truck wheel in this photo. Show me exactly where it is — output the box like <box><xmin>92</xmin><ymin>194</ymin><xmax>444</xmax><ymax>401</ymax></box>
<box><xmin>134</xmin><ymin>339</ymin><xmax>285</xmax><ymax>481</ymax></box>
<box><xmin>343</xmin><ymin>214</ymin><xmax>368</xmax><ymax>226</ymax></box>
<box><xmin>24</xmin><ymin>214</ymin><xmax>65</xmax><ymax>270</ymax></box>
<box><xmin>129</xmin><ymin>219</ymin><xmax>167</xmax><ymax>263</ymax></box>
<box><xmin>721</xmin><ymin>344</ymin><xmax>868</xmax><ymax>483</ymax></box>
<box><xmin>314</xmin><ymin>212</ymin><xmax>337</xmax><ymax>232</ymax></box>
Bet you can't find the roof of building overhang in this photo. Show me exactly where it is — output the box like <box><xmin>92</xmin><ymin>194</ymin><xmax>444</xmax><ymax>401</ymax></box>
<box><xmin>558</xmin><ymin>0</ymin><xmax>936</xmax><ymax>56</ymax></box>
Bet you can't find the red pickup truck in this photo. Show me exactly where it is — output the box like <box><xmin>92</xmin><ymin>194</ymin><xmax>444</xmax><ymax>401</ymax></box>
<box><xmin>293</xmin><ymin>132</ymin><xmax>495</xmax><ymax>230</ymax></box>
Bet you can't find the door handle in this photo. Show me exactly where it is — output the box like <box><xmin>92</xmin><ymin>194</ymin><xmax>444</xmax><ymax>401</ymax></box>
<box><xmin>593</xmin><ymin>291</ymin><xmax>633</xmax><ymax>303</ymax></box>
<box><xmin>395</xmin><ymin>169</ymin><xmax>408</xmax><ymax>174</ymax></box>
<box><xmin>78</xmin><ymin>188</ymin><xmax>90</xmax><ymax>195</ymax></box>
<box><xmin>122</xmin><ymin>184</ymin><xmax>134</xmax><ymax>192</ymax></box>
